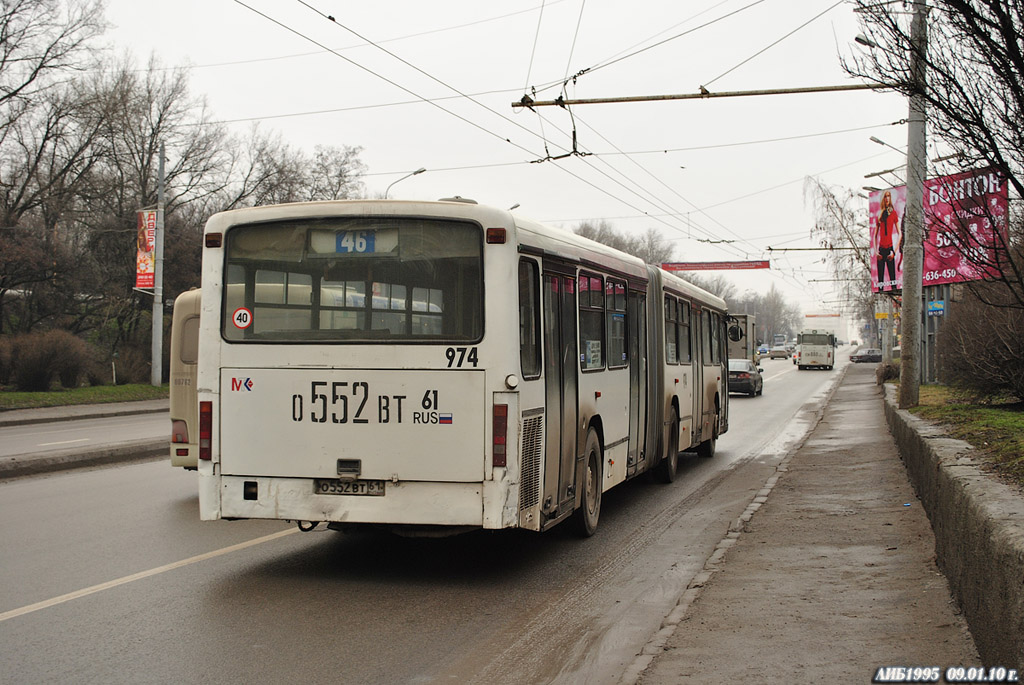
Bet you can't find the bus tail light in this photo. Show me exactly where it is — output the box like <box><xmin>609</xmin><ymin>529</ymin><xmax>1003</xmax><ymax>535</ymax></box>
<box><xmin>172</xmin><ymin>419</ymin><xmax>189</xmax><ymax>457</ymax></box>
<box><xmin>199</xmin><ymin>401</ymin><xmax>212</xmax><ymax>461</ymax></box>
<box><xmin>171</xmin><ymin>419</ymin><xmax>188</xmax><ymax>443</ymax></box>
<box><xmin>492</xmin><ymin>404</ymin><xmax>508</xmax><ymax>467</ymax></box>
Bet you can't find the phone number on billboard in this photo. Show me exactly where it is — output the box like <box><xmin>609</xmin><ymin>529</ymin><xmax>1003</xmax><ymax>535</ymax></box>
<box><xmin>924</xmin><ymin>269</ymin><xmax>959</xmax><ymax>282</ymax></box>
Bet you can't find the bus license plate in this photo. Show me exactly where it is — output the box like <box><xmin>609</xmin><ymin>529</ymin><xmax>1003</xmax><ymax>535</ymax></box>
<box><xmin>313</xmin><ymin>479</ymin><xmax>386</xmax><ymax>496</ymax></box>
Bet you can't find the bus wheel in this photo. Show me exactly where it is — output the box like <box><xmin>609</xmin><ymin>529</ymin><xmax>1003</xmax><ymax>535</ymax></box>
<box><xmin>573</xmin><ymin>430</ymin><xmax>602</xmax><ymax>537</ymax></box>
<box><xmin>654</xmin><ymin>408</ymin><xmax>679</xmax><ymax>483</ymax></box>
<box><xmin>697</xmin><ymin>415</ymin><xmax>718</xmax><ymax>459</ymax></box>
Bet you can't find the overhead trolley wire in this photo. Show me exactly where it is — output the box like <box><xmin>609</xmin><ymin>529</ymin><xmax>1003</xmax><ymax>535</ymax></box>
<box><xmin>700</xmin><ymin>0</ymin><xmax>845</xmax><ymax>90</ymax></box>
<box><xmin>230</xmin><ymin>1</ymin><xmax>724</xmax><ymax>238</ymax></box>
<box><xmin>292</xmin><ymin>0</ymin><xmax>578</xmax><ymax>159</ymax></box>
<box><xmin>527</xmin><ymin>0</ymin><xmax>768</xmax><ymax>97</ymax></box>
<box><xmin>232</xmin><ymin>0</ymin><xmax>551</xmax><ymax>160</ymax></box>
<box><xmin>523</xmin><ymin>0</ymin><xmax>548</xmax><ymax>94</ymax></box>
<box><xmin>230</xmin><ymin>0</ymin><xmax>832</xmax><ymax>290</ymax></box>
<box><xmin>278</xmin><ymin>0</ymin><xmax>736</xmax><ymax>239</ymax></box>
<box><xmin>147</xmin><ymin>1</ymin><xmax>568</xmax><ymax>72</ymax></box>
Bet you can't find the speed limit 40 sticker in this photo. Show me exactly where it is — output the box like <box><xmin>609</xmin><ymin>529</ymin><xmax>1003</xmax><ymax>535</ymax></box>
<box><xmin>232</xmin><ymin>307</ymin><xmax>253</xmax><ymax>329</ymax></box>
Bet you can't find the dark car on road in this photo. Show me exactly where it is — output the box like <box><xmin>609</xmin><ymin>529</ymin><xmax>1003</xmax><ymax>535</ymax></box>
<box><xmin>728</xmin><ymin>359</ymin><xmax>764</xmax><ymax>396</ymax></box>
<box><xmin>851</xmin><ymin>348</ymin><xmax>883</xmax><ymax>363</ymax></box>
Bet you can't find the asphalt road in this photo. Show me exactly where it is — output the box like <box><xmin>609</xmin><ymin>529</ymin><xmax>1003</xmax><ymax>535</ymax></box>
<box><xmin>0</xmin><ymin>413</ymin><xmax>167</xmax><ymax>458</ymax></box>
<box><xmin>0</xmin><ymin>350</ymin><xmax>850</xmax><ymax>684</ymax></box>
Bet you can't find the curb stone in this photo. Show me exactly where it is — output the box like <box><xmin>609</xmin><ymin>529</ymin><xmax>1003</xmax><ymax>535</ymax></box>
<box><xmin>883</xmin><ymin>384</ymin><xmax>1024</xmax><ymax>673</ymax></box>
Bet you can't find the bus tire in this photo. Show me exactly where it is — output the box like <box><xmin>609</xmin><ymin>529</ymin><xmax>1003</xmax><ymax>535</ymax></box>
<box><xmin>654</xmin><ymin>408</ymin><xmax>679</xmax><ymax>484</ymax></box>
<box><xmin>697</xmin><ymin>414</ymin><xmax>718</xmax><ymax>459</ymax></box>
<box><xmin>573</xmin><ymin>429</ymin><xmax>602</xmax><ymax>537</ymax></box>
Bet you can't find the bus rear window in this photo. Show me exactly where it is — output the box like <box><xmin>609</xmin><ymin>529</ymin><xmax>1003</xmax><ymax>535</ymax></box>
<box><xmin>222</xmin><ymin>217</ymin><xmax>483</xmax><ymax>343</ymax></box>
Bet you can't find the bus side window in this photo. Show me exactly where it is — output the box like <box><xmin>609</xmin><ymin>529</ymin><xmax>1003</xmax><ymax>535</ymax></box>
<box><xmin>181</xmin><ymin>316</ymin><xmax>200</xmax><ymax>364</ymax></box>
<box><xmin>678</xmin><ymin>300</ymin><xmax>691</xmax><ymax>363</ymax></box>
<box><xmin>606</xmin><ymin>279</ymin><xmax>627</xmax><ymax>368</ymax></box>
<box><xmin>518</xmin><ymin>260</ymin><xmax>541</xmax><ymax>379</ymax></box>
<box><xmin>711</xmin><ymin>312</ymin><xmax>722</xmax><ymax>364</ymax></box>
<box><xmin>702</xmin><ymin>309</ymin><xmax>714</xmax><ymax>363</ymax></box>
<box><xmin>665</xmin><ymin>296</ymin><xmax>677</xmax><ymax>364</ymax></box>
<box><xmin>579</xmin><ymin>273</ymin><xmax>604</xmax><ymax>371</ymax></box>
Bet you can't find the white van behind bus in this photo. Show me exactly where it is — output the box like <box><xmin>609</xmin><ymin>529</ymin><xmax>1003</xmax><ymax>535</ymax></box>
<box><xmin>169</xmin><ymin>288</ymin><xmax>201</xmax><ymax>469</ymax></box>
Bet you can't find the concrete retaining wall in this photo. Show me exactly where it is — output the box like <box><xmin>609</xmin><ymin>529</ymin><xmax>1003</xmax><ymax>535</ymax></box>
<box><xmin>883</xmin><ymin>385</ymin><xmax>1024</xmax><ymax>672</ymax></box>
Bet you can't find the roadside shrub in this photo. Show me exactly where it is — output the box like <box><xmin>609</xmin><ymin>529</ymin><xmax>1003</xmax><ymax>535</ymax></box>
<box><xmin>51</xmin><ymin>331</ymin><xmax>90</xmax><ymax>388</ymax></box>
<box><xmin>84</xmin><ymin>346</ymin><xmax>112</xmax><ymax>386</ymax></box>
<box><xmin>876</xmin><ymin>361</ymin><xmax>900</xmax><ymax>385</ymax></box>
<box><xmin>0</xmin><ymin>335</ymin><xmax>12</xmax><ymax>385</ymax></box>
<box><xmin>113</xmin><ymin>344</ymin><xmax>152</xmax><ymax>385</ymax></box>
<box><xmin>938</xmin><ymin>285</ymin><xmax>1024</xmax><ymax>401</ymax></box>
<box><xmin>11</xmin><ymin>332</ymin><xmax>63</xmax><ymax>391</ymax></box>
<box><xmin>5</xmin><ymin>330</ymin><xmax>94</xmax><ymax>391</ymax></box>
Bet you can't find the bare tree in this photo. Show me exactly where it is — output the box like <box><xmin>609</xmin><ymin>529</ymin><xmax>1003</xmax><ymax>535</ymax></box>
<box><xmin>804</xmin><ymin>177</ymin><xmax>878</xmax><ymax>333</ymax></box>
<box><xmin>0</xmin><ymin>79</ymin><xmax>104</xmax><ymax>227</ymax></box>
<box><xmin>679</xmin><ymin>272</ymin><xmax>738</xmax><ymax>303</ymax></box>
<box><xmin>0</xmin><ymin>0</ymin><xmax>105</xmax><ymax>125</ymax></box>
<box><xmin>847</xmin><ymin>0</ymin><xmax>1024</xmax><ymax>307</ymax></box>
<box><xmin>630</xmin><ymin>227</ymin><xmax>675</xmax><ymax>266</ymax></box>
<box><xmin>0</xmin><ymin>57</ymin><xmax>112</xmax><ymax>333</ymax></box>
<box><xmin>758</xmin><ymin>284</ymin><xmax>803</xmax><ymax>342</ymax></box>
<box><xmin>217</xmin><ymin>125</ymin><xmax>305</xmax><ymax>209</ymax></box>
<box><xmin>306</xmin><ymin>144</ymin><xmax>365</xmax><ymax>201</ymax></box>
<box><xmin>575</xmin><ymin>219</ymin><xmax>631</xmax><ymax>252</ymax></box>
<box><xmin>938</xmin><ymin>282</ymin><xmax>1024</xmax><ymax>399</ymax></box>
<box><xmin>574</xmin><ymin>221</ymin><xmax>675</xmax><ymax>265</ymax></box>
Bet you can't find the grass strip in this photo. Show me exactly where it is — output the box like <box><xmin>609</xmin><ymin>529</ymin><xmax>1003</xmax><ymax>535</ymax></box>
<box><xmin>0</xmin><ymin>384</ymin><xmax>168</xmax><ymax>410</ymax></box>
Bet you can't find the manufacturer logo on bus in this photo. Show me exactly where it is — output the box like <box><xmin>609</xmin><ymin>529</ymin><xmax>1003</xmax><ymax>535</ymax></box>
<box><xmin>231</xmin><ymin>377</ymin><xmax>254</xmax><ymax>391</ymax></box>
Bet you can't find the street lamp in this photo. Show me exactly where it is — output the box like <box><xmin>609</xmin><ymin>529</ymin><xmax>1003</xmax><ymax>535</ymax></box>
<box><xmin>870</xmin><ymin>136</ymin><xmax>906</xmax><ymax>155</ymax></box>
<box><xmin>864</xmin><ymin>165</ymin><xmax>906</xmax><ymax>180</ymax></box>
<box><xmin>385</xmin><ymin>167</ymin><xmax>426</xmax><ymax>198</ymax></box>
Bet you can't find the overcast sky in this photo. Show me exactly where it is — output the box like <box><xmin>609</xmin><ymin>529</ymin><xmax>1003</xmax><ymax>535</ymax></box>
<box><xmin>99</xmin><ymin>0</ymin><xmax>918</xmax><ymax>320</ymax></box>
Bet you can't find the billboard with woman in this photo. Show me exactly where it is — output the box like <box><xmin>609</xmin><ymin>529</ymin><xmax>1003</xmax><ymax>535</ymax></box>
<box><xmin>868</xmin><ymin>187</ymin><xmax>906</xmax><ymax>293</ymax></box>
<box><xmin>868</xmin><ymin>168</ymin><xmax>1007</xmax><ymax>293</ymax></box>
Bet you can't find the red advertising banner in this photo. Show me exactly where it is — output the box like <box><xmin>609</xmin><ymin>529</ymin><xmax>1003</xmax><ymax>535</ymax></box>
<box><xmin>923</xmin><ymin>168</ymin><xmax>1006</xmax><ymax>286</ymax></box>
<box><xmin>136</xmin><ymin>210</ymin><xmax>157</xmax><ymax>289</ymax></box>
<box><xmin>868</xmin><ymin>168</ymin><xmax>1007</xmax><ymax>293</ymax></box>
<box><xmin>662</xmin><ymin>260</ymin><xmax>770</xmax><ymax>271</ymax></box>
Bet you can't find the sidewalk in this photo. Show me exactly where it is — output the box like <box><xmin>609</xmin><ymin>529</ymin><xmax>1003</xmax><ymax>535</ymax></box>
<box><xmin>630</xmin><ymin>362</ymin><xmax>980</xmax><ymax>683</ymax></box>
<box><xmin>0</xmin><ymin>399</ymin><xmax>168</xmax><ymax>478</ymax></box>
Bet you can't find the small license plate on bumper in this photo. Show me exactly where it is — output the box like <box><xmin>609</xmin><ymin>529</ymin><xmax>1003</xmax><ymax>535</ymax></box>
<box><xmin>313</xmin><ymin>479</ymin><xmax>386</xmax><ymax>496</ymax></box>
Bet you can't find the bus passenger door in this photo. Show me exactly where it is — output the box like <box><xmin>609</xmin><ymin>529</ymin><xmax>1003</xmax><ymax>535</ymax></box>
<box><xmin>691</xmin><ymin>306</ymin><xmax>704</xmax><ymax>444</ymax></box>
<box><xmin>627</xmin><ymin>291</ymin><xmax>646</xmax><ymax>476</ymax></box>
<box><xmin>542</xmin><ymin>272</ymin><xmax>578</xmax><ymax>521</ymax></box>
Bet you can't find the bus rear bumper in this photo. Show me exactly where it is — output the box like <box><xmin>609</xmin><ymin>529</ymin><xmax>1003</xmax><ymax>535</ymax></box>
<box><xmin>212</xmin><ymin>476</ymin><xmax>485</xmax><ymax>527</ymax></box>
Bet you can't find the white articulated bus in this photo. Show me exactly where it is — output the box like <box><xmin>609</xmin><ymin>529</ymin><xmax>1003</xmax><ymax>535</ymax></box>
<box><xmin>195</xmin><ymin>199</ymin><xmax>728</xmax><ymax>536</ymax></box>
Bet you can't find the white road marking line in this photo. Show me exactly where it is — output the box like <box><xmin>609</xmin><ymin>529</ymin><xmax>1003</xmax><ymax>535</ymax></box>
<box><xmin>38</xmin><ymin>439</ymin><xmax>90</xmax><ymax>447</ymax></box>
<box><xmin>0</xmin><ymin>528</ymin><xmax>300</xmax><ymax>623</ymax></box>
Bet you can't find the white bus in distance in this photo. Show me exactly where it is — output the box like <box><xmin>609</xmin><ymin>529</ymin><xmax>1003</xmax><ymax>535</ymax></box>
<box><xmin>796</xmin><ymin>329</ymin><xmax>836</xmax><ymax>370</ymax></box>
<box><xmin>195</xmin><ymin>198</ymin><xmax>729</xmax><ymax>536</ymax></box>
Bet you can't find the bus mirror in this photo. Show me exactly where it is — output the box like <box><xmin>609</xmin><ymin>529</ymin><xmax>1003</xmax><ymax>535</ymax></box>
<box><xmin>727</xmin><ymin>324</ymin><xmax>744</xmax><ymax>342</ymax></box>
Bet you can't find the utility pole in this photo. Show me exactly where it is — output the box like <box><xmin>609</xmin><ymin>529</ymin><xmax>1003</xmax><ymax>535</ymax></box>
<box><xmin>899</xmin><ymin>2</ymin><xmax>927</xmax><ymax>409</ymax></box>
<box><xmin>151</xmin><ymin>142</ymin><xmax>165</xmax><ymax>387</ymax></box>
